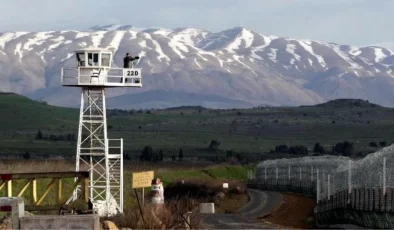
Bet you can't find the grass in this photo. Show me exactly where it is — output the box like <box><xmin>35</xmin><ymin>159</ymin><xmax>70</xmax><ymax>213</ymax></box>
<box><xmin>0</xmin><ymin>159</ymin><xmax>252</xmax><ymax>212</ymax></box>
<box><xmin>0</xmin><ymin>93</ymin><xmax>393</xmax><ymax>158</ymax></box>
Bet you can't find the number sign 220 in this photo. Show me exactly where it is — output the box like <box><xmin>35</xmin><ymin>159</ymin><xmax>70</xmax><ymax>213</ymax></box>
<box><xmin>126</xmin><ymin>70</ymin><xmax>139</xmax><ymax>76</ymax></box>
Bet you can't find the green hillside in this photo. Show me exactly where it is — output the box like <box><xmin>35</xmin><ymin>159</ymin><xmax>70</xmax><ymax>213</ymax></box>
<box><xmin>0</xmin><ymin>93</ymin><xmax>78</xmax><ymax>130</ymax></box>
<box><xmin>0</xmin><ymin>93</ymin><xmax>393</xmax><ymax>158</ymax></box>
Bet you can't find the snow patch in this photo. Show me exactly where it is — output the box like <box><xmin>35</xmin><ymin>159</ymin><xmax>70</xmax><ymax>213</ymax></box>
<box><xmin>168</xmin><ymin>38</ymin><xmax>187</xmax><ymax>59</ymax></box>
<box><xmin>23</xmin><ymin>32</ymin><xmax>53</xmax><ymax>51</ymax></box>
<box><xmin>196</xmin><ymin>52</ymin><xmax>208</xmax><ymax>61</ymax></box>
<box><xmin>91</xmin><ymin>31</ymin><xmax>107</xmax><ymax>47</ymax></box>
<box><xmin>234</xmin><ymin>55</ymin><xmax>257</xmax><ymax>76</ymax></box>
<box><xmin>171</xmin><ymin>28</ymin><xmax>203</xmax><ymax>47</ymax></box>
<box><xmin>286</xmin><ymin>44</ymin><xmax>301</xmax><ymax>63</ymax></box>
<box><xmin>75</xmin><ymin>32</ymin><xmax>90</xmax><ymax>39</ymax></box>
<box><xmin>374</xmin><ymin>48</ymin><xmax>387</xmax><ymax>62</ymax></box>
<box><xmin>268</xmin><ymin>48</ymin><xmax>278</xmax><ymax>63</ymax></box>
<box><xmin>107</xmin><ymin>31</ymin><xmax>126</xmax><ymax>51</ymax></box>
<box><xmin>298</xmin><ymin>40</ymin><xmax>326</xmax><ymax>67</ymax></box>
<box><xmin>138</xmin><ymin>50</ymin><xmax>147</xmax><ymax>58</ymax></box>
<box><xmin>226</xmin><ymin>28</ymin><xmax>254</xmax><ymax>53</ymax></box>
<box><xmin>199</xmin><ymin>50</ymin><xmax>224</xmax><ymax>67</ymax></box>
<box><xmin>48</xmin><ymin>36</ymin><xmax>65</xmax><ymax>50</ymax></box>
<box><xmin>139</xmin><ymin>40</ymin><xmax>148</xmax><ymax>48</ymax></box>
<box><xmin>144</xmin><ymin>33</ymin><xmax>170</xmax><ymax>62</ymax></box>
<box><xmin>349</xmin><ymin>47</ymin><xmax>362</xmax><ymax>56</ymax></box>
<box><xmin>128</xmin><ymin>31</ymin><xmax>138</xmax><ymax>40</ymax></box>
<box><xmin>14</xmin><ymin>43</ymin><xmax>22</xmax><ymax>59</ymax></box>
<box><xmin>330</xmin><ymin>44</ymin><xmax>362</xmax><ymax>69</ymax></box>
<box><xmin>0</xmin><ymin>32</ymin><xmax>28</xmax><ymax>49</ymax></box>
<box><xmin>51</xmin><ymin>36</ymin><xmax>65</xmax><ymax>42</ymax></box>
<box><xmin>153</xmin><ymin>29</ymin><xmax>172</xmax><ymax>36</ymax></box>
<box><xmin>61</xmin><ymin>53</ymin><xmax>74</xmax><ymax>62</ymax></box>
<box><xmin>194</xmin><ymin>58</ymin><xmax>202</xmax><ymax>69</ymax></box>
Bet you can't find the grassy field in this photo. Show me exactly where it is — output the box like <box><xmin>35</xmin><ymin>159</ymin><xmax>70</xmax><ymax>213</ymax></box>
<box><xmin>0</xmin><ymin>159</ymin><xmax>253</xmax><ymax>212</ymax></box>
<box><xmin>0</xmin><ymin>92</ymin><xmax>393</xmax><ymax>159</ymax></box>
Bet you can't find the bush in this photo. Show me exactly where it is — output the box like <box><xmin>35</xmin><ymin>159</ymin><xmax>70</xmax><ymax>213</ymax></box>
<box><xmin>380</xmin><ymin>141</ymin><xmax>387</xmax><ymax>147</ymax></box>
<box><xmin>102</xmin><ymin>197</ymin><xmax>202</xmax><ymax>229</ymax></box>
<box><xmin>333</xmin><ymin>141</ymin><xmax>354</xmax><ymax>156</ymax></box>
<box><xmin>313</xmin><ymin>143</ymin><xmax>325</xmax><ymax>154</ymax></box>
<box><xmin>208</xmin><ymin>140</ymin><xmax>220</xmax><ymax>151</ymax></box>
<box><xmin>369</xmin><ymin>141</ymin><xmax>378</xmax><ymax>147</ymax></box>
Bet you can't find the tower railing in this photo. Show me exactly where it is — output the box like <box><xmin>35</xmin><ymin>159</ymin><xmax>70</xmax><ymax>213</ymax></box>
<box><xmin>61</xmin><ymin>67</ymin><xmax>142</xmax><ymax>87</ymax></box>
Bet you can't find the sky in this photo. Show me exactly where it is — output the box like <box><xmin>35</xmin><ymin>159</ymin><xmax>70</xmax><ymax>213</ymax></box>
<box><xmin>0</xmin><ymin>0</ymin><xmax>393</xmax><ymax>46</ymax></box>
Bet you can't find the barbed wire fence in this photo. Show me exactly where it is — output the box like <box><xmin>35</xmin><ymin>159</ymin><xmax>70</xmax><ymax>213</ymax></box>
<box><xmin>247</xmin><ymin>145</ymin><xmax>394</xmax><ymax>213</ymax></box>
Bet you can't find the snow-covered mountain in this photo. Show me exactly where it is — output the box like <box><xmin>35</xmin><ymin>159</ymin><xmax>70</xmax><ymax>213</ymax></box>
<box><xmin>1</xmin><ymin>24</ymin><xmax>394</xmax><ymax>109</ymax></box>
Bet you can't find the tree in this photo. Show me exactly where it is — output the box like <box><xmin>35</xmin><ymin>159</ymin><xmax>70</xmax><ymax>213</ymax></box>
<box><xmin>140</xmin><ymin>146</ymin><xmax>153</xmax><ymax>161</ymax></box>
<box><xmin>124</xmin><ymin>153</ymin><xmax>131</xmax><ymax>160</ymax></box>
<box><xmin>208</xmin><ymin>140</ymin><xmax>220</xmax><ymax>151</ymax></box>
<box><xmin>23</xmin><ymin>151</ymin><xmax>31</xmax><ymax>160</ymax></box>
<box><xmin>159</xmin><ymin>150</ymin><xmax>164</xmax><ymax>161</ymax></box>
<box><xmin>172</xmin><ymin>154</ymin><xmax>176</xmax><ymax>161</ymax></box>
<box><xmin>288</xmin><ymin>145</ymin><xmax>308</xmax><ymax>155</ymax></box>
<box><xmin>35</xmin><ymin>130</ymin><xmax>43</xmax><ymax>140</ymax></box>
<box><xmin>178</xmin><ymin>149</ymin><xmax>184</xmax><ymax>161</ymax></box>
<box><xmin>226</xmin><ymin>150</ymin><xmax>234</xmax><ymax>159</ymax></box>
<box><xmin>333</xmin><ymin>141</ymin><xmax>354</xmax><ymax>156</ymax></box>
<box><xmin>235</xmin><ymin>153</ymin><xmax>243</xmax><ymax>162</ymax></box>
<box><xmin>380</xmin><ymin>141</ymin><xmax>387</xmax><ymax>147</ymax></box>
<box><xmin>274</xmin><ymin>145</ymin><xmax>288</xmax><ymax>153</ymax></box>
<box><xmin>313</xmin><ymin>143</ymin><xmax>325</xmax><ymax>154</ymax></box>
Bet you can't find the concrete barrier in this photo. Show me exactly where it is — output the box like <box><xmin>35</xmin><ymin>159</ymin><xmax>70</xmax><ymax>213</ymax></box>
<box><xmin>20</xmin><ymin>214</ymin><xmax>100</xmax><ymax>230</ymax></box>
<box><xmin>199</xmin><ymin>203</ymin><xmax>215</xmax><ymax>214</ymax></box>
<box><xmin>0</xmin><ymin>197</ymin><xmax>25</xmax><ymax>229</ymax></box>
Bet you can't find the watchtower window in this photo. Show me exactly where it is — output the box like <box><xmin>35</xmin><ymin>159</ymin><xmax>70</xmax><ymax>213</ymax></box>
<box><xmin>101</xmin><ymin>53</ymin><xmax>111</xmax><ymax>67</ymax></box>
<box><xmin>76</xmin><ymin>53</ymin><xmax>85</xmax><ymax>66</ymax></box>
<box><xmin>87</xmin><ymin>53</ymin><xmax>99</xmax><ymax>66</ymax></box>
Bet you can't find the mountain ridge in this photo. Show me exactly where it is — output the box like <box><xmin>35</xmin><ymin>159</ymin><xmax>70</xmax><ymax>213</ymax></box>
<box><xmin>1</xmin><ymin>25</ymin><xmax>394</xmax><ymax>108</ymax></box>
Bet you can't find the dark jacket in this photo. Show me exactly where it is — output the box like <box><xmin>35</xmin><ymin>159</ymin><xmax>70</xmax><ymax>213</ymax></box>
<box><xmin>123</xmin><ymin>56</ymin><xmax>137</xmax><ymax>68</ymax></box>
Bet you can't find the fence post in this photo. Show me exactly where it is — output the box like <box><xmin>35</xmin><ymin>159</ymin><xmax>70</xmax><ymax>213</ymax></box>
<box><xmin>276</xmin><ymin>167</ymin><xmax>278</xmax><ymax>181</ymax></box>
<box><xmin>311</xmin><ymin>166</ymin><xmax>313</xmax><ymax>181</ymax></box>
<box><xmin>383</xmin><ymin>157</ymin><xmax>386</xmax><ymax>196</ymax></box>
<box><xmin>317</xmin><ymin>178</ymin><xmax>320</xmax><ymax>204</ymax></box>
<box><xmin>328</xmin><ymin>174</ymin><xmax>331</xmax><ymax>201</ymax></box>
<box><xmin>288</xmin><ymin>166</ymin><xmax>291</xmax><ymax>180</ymax></box>
<box><xmin>264</xmin><ymin>167</ymin><xmax>267</xmax><ymax>180</ymax></box>
<box><xmin>348</xmin><ymin>160</ymin><xmax>352</xmax><ymax>194</ymax></box>
<box><xmin>299</xmin><ymin>167</ymin><xmax>302</xmax><ymax>180</ymax></box>
<box><xmin>348</xmin><ymin>160</ymin><xmax>352</xmax><ymax>207</ymax></box>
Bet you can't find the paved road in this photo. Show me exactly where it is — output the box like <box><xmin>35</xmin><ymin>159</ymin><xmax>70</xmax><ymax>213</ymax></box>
<box><xmin>201</xmin><ymin>189</ymin><xmax>283</xmax><ymax>229</ymax></box>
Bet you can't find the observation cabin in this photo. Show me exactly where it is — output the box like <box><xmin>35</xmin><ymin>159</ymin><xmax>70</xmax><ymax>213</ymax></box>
<box><xmin>61</xmin><ymin>47</ymin><xmax>142</xmax><ymax>87</ymax></box>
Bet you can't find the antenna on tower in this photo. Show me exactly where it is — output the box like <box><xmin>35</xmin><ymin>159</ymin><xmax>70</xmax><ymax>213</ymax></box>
<box><xmin>60</xmin><ymin>47</ymin><xmax>142</xmax><ymax>216</ymax></box>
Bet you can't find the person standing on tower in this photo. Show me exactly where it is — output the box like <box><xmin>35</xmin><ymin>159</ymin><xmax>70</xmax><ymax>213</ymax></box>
<box><xmin>122</xmin><ymin>52</ymin><xmax>139</xmax><ymax>83</ymax></box>
<box><xmin>123</xmin><ymin>52</ymin><xmax>139</xmax><ymax>68</ymax></box>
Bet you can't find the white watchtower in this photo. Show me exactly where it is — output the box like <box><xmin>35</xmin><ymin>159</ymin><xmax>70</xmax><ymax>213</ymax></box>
<box><xmin>61</xmin><ymin>48</ymin><xmax>142</xmax><ymax>216</ymax></box>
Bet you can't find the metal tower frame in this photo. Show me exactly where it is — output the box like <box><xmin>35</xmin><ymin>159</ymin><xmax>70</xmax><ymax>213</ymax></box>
<box><xmin>74</xmin><ymin>87</ymin><xmax>123</xmax><ymax>216</ymax></box>
<box><xmin>61</xmin><ymin>48</ymin><xmax>142</xmax><ymax>217</ymax></box>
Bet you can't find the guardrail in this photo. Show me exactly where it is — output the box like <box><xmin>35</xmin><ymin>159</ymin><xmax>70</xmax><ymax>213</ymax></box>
<box><xmin>61</xmin><ymin>67</ymin><xmax>142</xmax><ymax>87</ymax></box>
<box><xmin>0</xmin><ymin>171</ymin><xmax>89</xmax><ymax>211</ymax></box>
